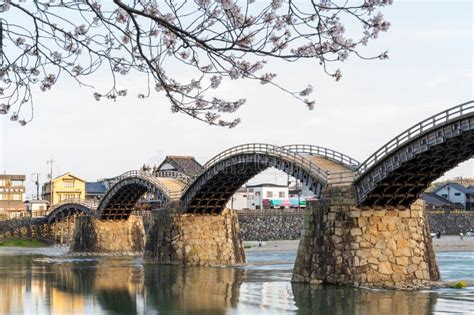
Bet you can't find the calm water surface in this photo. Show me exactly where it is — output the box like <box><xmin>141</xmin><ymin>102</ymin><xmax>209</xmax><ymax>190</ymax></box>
<box><xmin>0</xmin><ymin>249</ymin><xmax>473</xmax><ymax>314</ymax></box>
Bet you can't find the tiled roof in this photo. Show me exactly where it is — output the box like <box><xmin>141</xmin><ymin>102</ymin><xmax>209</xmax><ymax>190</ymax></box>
<box><xmin>86</xmin><ymin>182</ymin><xmax>107</xmax><ymax>194</ymax></box>
<box><xmin>0</xmin><ymin>174</ymin><xmax>26</xmax><ymax>181</ymax></box>
<box><xmin>433</xmin><ymin>182</ymin><xmax>474</xmax><ymax>195</ymax></box>
<box><xmin>157</xmin><ymin>156</ymin><xmax>202</xmax><ymax>176</ymax></box>
<box><xmin>24</xmin><ymin>200</ymin><xmax>50</xmax><ymax>204</ymax></box>
<box><xmin>52</xmin><ymin>172</ymin><xmax>86</xmax><ymax>182</ymax></box>
<box><xmin>246</xmin><ymin>183</ymin><xmax>288</xmax><ymax>188</ymax></box>
<box><xmin>420</xmin><ymin>192</ymin><xmax>456</xmax><ymax>207</ymax></box>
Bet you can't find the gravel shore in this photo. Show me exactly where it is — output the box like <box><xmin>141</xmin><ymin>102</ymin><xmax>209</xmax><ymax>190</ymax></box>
<box><xmin>432</xmin><ymin>235</ymin><xmax>474</xmax><ymax>252</ymax></box>
<box><xmin>245</xmin><ymin>235</ymin><xmax>474</xmax><ymax>253</ymax></box>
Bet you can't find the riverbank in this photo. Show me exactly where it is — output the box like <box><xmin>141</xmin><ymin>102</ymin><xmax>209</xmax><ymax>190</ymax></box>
<box><xmin>1</xmin><ymin>235</ymin><xmax>473</xmax><ymax>257</ymax></box>
<box><xmin>0</xmin><ymin>238</ymin><xmax>49</xmax><ymax>248</ymax></box>
<box><xmin>433</xmin><ymin>235</ymin><xmax>474</xmax><ymax>252</ymax></box>
<box><xmin>0</xmin><ymin>245</ymin><xmax>68</xmax><ymax>256</ymax></box>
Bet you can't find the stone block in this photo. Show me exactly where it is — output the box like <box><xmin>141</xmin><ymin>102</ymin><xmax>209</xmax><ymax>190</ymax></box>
<box><xmin>375</xmin><ymin>240</ymin><xmax>386</xmax><ymax>249</ymax></box>
<box><xmin>396</xmin><ymin>257</ymin><xmax>409</xmax><ymax>266</ymax></box>
<box><xmin>378</xmin><ymin>261</ymin><xmax>393</xmax><ymax>275</ymax></box>
<box><xmin>350</xmin><ymin>228</ymin><xmax>362</xmax><ymax>236</ymax></box>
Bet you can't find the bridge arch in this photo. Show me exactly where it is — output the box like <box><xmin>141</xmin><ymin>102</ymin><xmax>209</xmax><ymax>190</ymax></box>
<box><xmin>47</xmin><ymin>199</ymin><xmax>96</xmax><ymax>223</ymax></box>
<box><xmin>96</xmin><ymin>171</ymin><xmax>180</xmax><ymax>220</ymax></box>
<box><xmin>180</xmin><ymin>143</ymin><xmax>330</xmax><ymax>214</ymax></box>
<box><xmin>355</xmin><ymin>101</ymin><xmax>474</xmax><ymax>208</ymax></box>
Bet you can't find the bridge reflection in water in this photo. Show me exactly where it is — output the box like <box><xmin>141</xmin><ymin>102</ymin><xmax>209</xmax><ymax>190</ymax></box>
<box><xmin>1</xmin><ymin>255</ymin><xmax>472</xmax><ymax>314</ymax></box>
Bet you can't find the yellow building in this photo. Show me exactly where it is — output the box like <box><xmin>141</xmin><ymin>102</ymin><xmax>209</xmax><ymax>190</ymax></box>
<box><xmin>42</xmin><ymin>173</ymin><xmax>86</xmax><ymax>206</ymax></box>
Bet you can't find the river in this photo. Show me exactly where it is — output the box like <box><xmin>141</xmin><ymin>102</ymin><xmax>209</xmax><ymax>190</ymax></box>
<box><xmin>0</xmin><ymin>248</ymin><xmax>473</xmax><ymax>314</ymax></box>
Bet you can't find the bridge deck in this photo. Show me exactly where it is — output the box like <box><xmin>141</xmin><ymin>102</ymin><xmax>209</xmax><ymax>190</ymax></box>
<box><xmin>156</xmin><ymin>178</ymin><xmax>186</xmax><ymax>197</ymax></box>
<box><xmin>304</xmin><ymin>155</ymin><xmax>355</xmax><ymax>185</ymax></box>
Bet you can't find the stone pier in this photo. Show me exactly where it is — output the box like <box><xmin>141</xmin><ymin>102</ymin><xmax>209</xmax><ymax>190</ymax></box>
<box><xmin>71</xmin><ymin>215</ymin><xmax>145</xmax><ymax>253</ymax></box>
<box><xmin>145</xmin><ymin>208</ymin><xmax>245</xmax><ymax>266</ymax></box>
<box><xmin>292</xmin><ymin>185</ymin><xmax>440</xmax><ymax>289</ymax></box>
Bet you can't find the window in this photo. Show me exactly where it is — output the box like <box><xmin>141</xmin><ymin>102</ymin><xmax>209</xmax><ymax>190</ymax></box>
<box><xmin>266</xmin><ymin>191</ymin><xmax>273</xmax><ymax>198</ymax></box>
<box><xmin>279</xmin><ymin>191</ymin><xmax>286</xmax><ymax>198</ymax></box>
<box><xmin>63</xmin><ymin>180</ymin><xmax>74</xmax><ymax>188</ymax></box>
<box><xmin>454</xmin><ymin>193</ymin><xmax>461</xmax><ymax>196</ymax></box>
<box><xmin>441</xmin><ymin>194</ymin><xmax>448</xmax><ymax>198</ymax></box>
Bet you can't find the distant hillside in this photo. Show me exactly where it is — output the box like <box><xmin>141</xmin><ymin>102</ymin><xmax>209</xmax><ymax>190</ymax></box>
<box><xmin>426</xmin><ymin>178</ymin><xmax>474</xmax><ymax>192</ymax></box>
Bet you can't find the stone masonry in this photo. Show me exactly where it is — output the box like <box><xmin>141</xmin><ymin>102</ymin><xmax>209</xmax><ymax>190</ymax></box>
<box><xmin>71</xmin><ymin>215</ymin><xmax>145</xmax><ymax>253</ymax></box>
<box><xmin>292</xmin><ymin>185</ymin><xmax>440</xmax><ymax>289</ymax></box>
<box><xmin>0</xmin><ymin>217</ymin><xmax>51</xmax><ymax>241</ymax></box>
<box><xmin>237</xmin><ymin>211</ymin><xmax>304</xmax><ymax>241</ymax></box>
<box><xmin>145</xmin><ymin>208</ymin><xmax>245</xmax><ymax>266</ymax></box>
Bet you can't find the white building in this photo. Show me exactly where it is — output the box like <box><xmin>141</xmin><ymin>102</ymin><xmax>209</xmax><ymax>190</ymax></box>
<box><xmin>246</xmin><ymin>183</ymin><xmax>289</xmax><ymax>210</ymax></box>
<box><xmin>226</xmin><ymin>187</ymin><xmax>248</xmax><ymax>210</ymax></box>
<box><xmin>24</xmin><ymin>200</ymin><xmax>50</xmax><ymax>217</ymax></box>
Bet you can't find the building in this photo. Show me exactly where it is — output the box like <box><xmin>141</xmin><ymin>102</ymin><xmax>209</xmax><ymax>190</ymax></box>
<box><xmin>24</xmin><ymin>200</ymin><xmax>50</xmax><ymax>217</ymax></box>
<box><xmin>156</xmin><ymin>156</ymin><xmax>202</xmax><ymax>176</ymax></box>
<box><xmin>433</xmin><ymin>182</ymin><xmax>474</xmax><ymax>210</ymax></box>
<box><xmin>246</xmin><ymin>183</ymin><xmax>289</xmax><ymax>210</ymax></box>
<box><xmin>85</xmin><ymin>181</ymin><xmax>107</xmax><ymax>202</ymax></box>
<box><xmin>226</xmin><ymin>187</ymin><xmax>248</xmax><ymax>210</ymax></box>
<box><xmin>0</xmin><ymin>174</ymin><xmax>26</xmax><ymax>218</ymax></box>
<box><xmin>420</xmin><ymin>192</ymin><xmax>457</xmax><ymax>211</ymax></box>
<box><xmin>41</xmin><ymin>173</ymin><xmax>86</xmax><ymax>206</ymax></box>
<box><xmin>289</xmin><ymin>180</ymin><xmax>315</xmax><ymax>199</ymax></box>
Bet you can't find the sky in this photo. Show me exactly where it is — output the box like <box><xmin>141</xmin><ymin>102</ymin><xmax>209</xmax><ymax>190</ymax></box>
<box><xmin>1</xmin><ymin>1</ymin><xmax>473</xmax><ymax>197</ymax></box>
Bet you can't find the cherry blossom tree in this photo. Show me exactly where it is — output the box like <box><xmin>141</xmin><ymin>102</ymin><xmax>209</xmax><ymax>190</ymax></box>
<box><xmin>0</xmin><ymin>0</ymin><xmax>392</xmax><ymax>127</ymax></box>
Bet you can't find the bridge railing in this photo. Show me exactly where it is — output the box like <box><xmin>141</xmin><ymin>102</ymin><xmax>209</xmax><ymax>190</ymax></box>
<box><xmin>196</xmin><ymin>143</ymin><xmax>329</xmax><ymax>183</ymax></box>
<box><xmin>108</xmin><ymin>170</ymin><xmax>181</xmax><ymax>200</ymax></box>
<box><xmin>156</xmin><ymin>170</ymin><xmax>191</xmax><ymax>184</ymax></box>
<box><xmin>283</xmin><ymin>144</ymin><xmax>360</xmax><ymax>169</ymax></box>
<box><xmin>49</xmin><ymin>198</ymin><xmax>99</xmax><ymax>212</ymax></box>
<box><xmin>356</xmin><ymin>101</ymin><xmax>474</xmax><ymax>176</ymax></box>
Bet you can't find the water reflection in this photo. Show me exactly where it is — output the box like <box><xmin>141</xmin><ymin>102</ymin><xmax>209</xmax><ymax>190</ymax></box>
<box><xmin>292</xmin><ymin>283</ymin><xmax>440</xmax><ymax>315</ymax></box>
<box><xmin>0</xmin><ymin>254</ymin><xmax>473</xmax><ymax>314</ymax></box>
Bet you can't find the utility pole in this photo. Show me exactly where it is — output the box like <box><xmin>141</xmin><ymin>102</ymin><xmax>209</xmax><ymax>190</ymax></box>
<box><xmin>296</xmin><ymin>179</ymin><xmax>300</xmax><ymax>210</ymax></box>
<box><xmin>31</xmin><ymin>173</ymin><xmax>40</xmax><ymax>200</ymax></box>
<box><xmin>0</xmin><ymin>19</ymin><xmax>3</xmax><ymax>62</ymax></box>
<box><xmin>47</xmin><ymin>157</ymin><xmax>56</xmax><ymax>203</ymax></box>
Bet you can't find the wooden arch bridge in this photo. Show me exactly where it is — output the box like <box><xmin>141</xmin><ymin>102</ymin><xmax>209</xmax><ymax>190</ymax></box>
<box><xmin>47</xmin><ymin>101</ymin><xmax>473</xmax><ymax>220</ymax></box>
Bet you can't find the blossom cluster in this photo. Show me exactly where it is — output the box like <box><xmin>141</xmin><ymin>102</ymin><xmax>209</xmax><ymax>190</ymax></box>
<box><xmin>0</xmin><ymin>0</ymin><xmax>391</xmax><ymax>127</ymax></box>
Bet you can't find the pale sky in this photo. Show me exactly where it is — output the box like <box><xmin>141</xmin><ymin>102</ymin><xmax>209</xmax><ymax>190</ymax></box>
<box><xmin>1</xmin><ymin>1</ymin><xmax>473</xmax><ymax>197</ymax></box>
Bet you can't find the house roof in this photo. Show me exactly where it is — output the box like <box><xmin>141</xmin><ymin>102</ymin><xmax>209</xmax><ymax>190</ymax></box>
<box><xmin>52</xmin><ymin>172</ymin><xmax>86</xmax><ymax>183</ymax></box>
<box><xmin>0</xmin><ymin>174</ymin><xmax>26</xmax><ymax>181</ymax></box>
<box><xmin>24</xmin><ymin>200</ymin><xmax>50</xmax><ymax>204</ymax></box>
<box><xmin>246</xmin><ymin>183</ymin><xmax>288</xmax><ymax>188</ymax></box>
<box><xmin>157</xmin><ymin>156</ymin><xmax>202</xmax><ymax>176</ymax></box>
<box><xmin>433</xmin><ymin>182</ymin><xmax>474</xmax><ymax>195</ymax></box>
<box><xmin>420</xmin><ymin>192</ymin><xmax>457</xmax><ymax>207</ymax></box>
<box><xmin>86</xmin><ymin>182</ymin><xmax>107</xmax><ymax>194</ymax></box>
